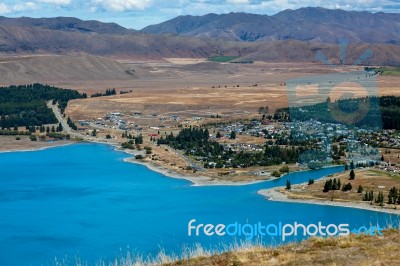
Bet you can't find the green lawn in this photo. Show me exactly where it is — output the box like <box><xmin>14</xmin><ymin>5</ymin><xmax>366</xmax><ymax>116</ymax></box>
<box><xmin>208</xmin><ymin>56</ymin><xmax>240</xmax><ymax>63</ymax></box>
<box><xmin>381</xmin><ymin>67</ymin><xmax>400</xmax><ymax>76</ymax></box>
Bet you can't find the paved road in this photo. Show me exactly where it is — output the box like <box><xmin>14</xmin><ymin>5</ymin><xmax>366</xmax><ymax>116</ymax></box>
<box><xmin>48</xmin><ymin>101</ymin><xmax>116</xmax><ymax>144</ymax></box>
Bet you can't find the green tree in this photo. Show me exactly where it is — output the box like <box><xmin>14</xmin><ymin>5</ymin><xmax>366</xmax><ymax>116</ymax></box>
<box><xmin>349</xmin><ymin>169</ymin><xmax>355</xmax><ymax>180</ymax></box>
<box><xmin>323</xmin><ymin>179</ymin><xmax>333</xmax><ymax>192</ymax></box>
<box><xmin>286</xmin><ymin>180</ymin><xmax>291</xmax><ymax>190</ymax></box>
<box><xmin>388</xmin><ymin>187</ymin><xmax>398</xmax><ymax>204</ymax></box>
<box><xmin>342</xmin><ymin>183</ymin><xmax>352</xmax><ymax>192</ymax></box>
<box><xmin>216</xmin><ymin>131</ymin><xmax>222</xmax><ymax>138</ymax></box>
<box><xmin>357</xmin><ymin>185</ymin><xmax>363</xmax><ymax>193</ymax></box>
<box><xmin>57</xmin><ymin>122</ymin><xmax>63</xmax><ymax>132</ymax></box>
<box><xmin>230</xmin><ymin>131</ymin><xmax>236</xmax><ymax>139</ymax></box>
<box><xmin>376</xmin><ymin>191</ymin><xmax>384</xmax><ymax>206</ymax></box>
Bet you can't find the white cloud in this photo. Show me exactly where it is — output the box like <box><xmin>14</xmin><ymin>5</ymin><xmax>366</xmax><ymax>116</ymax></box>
<box><xmin>0</xmin><ymin>2</ymin><xmax>38</xmax><ymax>14</ymax></box>
<box><xmin>91</xmin><ymin>0</ymin><xmax>153</xmax><ymax>12</ymax></box>
<box><xmin>0</xmin><ymin>3</ymin><xmax>11</xmax><ymax>14</ymax></box>
<box><xmin>226</xmin><ymin>0</ymin><xmax>250</xmax><ymax>4</ymax></box>
<box><xmin>35</xmin><ymin>0</ymin><xmax>72</xmax><ymax>4</ymax></box>
<box><xmin>14</xmin><ymin>2</ymin><xmax>37</xmax><ymax>12</ymax></box>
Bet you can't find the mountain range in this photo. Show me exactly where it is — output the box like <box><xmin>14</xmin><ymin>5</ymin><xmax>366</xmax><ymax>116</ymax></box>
<box><xmin>0</xmin><ymin>7</ymin><xmax>399</xmax><ymax>65</ymax></box>
<box><xmin>142</xmin><ymin>7</ymin><xmax>400</xmax><ymax>44</ymax></box>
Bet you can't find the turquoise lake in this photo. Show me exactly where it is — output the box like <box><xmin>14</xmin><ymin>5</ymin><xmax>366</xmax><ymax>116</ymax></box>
<box><xmin>0</xmin><ymin>143</ymin><xmax>398</xmax><ymax>265</ymax></box>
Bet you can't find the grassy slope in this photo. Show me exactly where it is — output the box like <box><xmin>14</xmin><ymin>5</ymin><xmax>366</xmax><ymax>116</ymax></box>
<box><xmin>165</xmin><ymin>229</ymin><xmax>400</xmax><ymax>266</ymax></box>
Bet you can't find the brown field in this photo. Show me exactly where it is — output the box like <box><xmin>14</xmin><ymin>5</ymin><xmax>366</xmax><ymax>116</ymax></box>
<box><xmin>54</xmin><ymin>59</ymin><xmax>399</xmax><ymax>123</ymax></box>
<box><xmin>380</xmin><ymin>148</ymin><xmax>400</xmax><ymax>165</ymax></box>
<box><xmin>282</xmin><ymin>169</ymin><xmax>400</xmax><ymax>211</ymax></box>
<box><xmin>0</xmin><ymin>55</ymin><xmax>399</xmax><ymax>123</ymax></box>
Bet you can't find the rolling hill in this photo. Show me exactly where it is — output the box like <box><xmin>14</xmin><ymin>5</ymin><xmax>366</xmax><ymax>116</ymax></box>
<box><xmin>142</xmin><ymin>7</ymin><xmax>400</xmax><ymax>44</ymax></box>
<box><xmin>0</xmin><ymin>16</ymin><xmax>134</xmax><ymax>35</ymax></box>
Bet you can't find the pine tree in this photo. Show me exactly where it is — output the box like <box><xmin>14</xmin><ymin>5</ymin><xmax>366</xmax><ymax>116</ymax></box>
<box><xmin>286</xmin><ymin>180</ymin><xmax>291</xmax><ymax>190</ymax></box>
<box><xmin>323</xmin><ymin>179</ymin><xmax>333</xmax><ymax>192</ymax></box>
<box><xmin>376</xmin><ymin>191</ymin><xmax>384</xmax><ymax>206</ymax></box>
<box><xmin>216</xmin><ymin>131</ymin><xmax>222</xmax><ymax>138</ymax></box>
<box><xmin>349</xmin><ymin>170</ymin><xmax>355</xmax><ymax>180</ymax></box>
<box><xmin>344</xmin><ymin>164</ymin><xmax>349</xmax><ymax>171</ymax></box>
<box><xmin>230</xmin><ymin>131</ymin><xmax>236</xmax><ymax>140</ymax></box>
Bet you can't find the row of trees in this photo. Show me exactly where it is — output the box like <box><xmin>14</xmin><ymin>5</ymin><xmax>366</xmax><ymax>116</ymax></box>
<box><xmin>67</xmin><ymin>117</ymin><xmax>77</xmax><ymax>130</ymax></box>
<box><xmin>91</xmin><ymin>89</ymin><xmax>117</xmax><ymax>98</ymax></box>
<box><xmin>323</xmin><ymin>178</ymin><xmax>342</xmax><ymax>192</ymax></box>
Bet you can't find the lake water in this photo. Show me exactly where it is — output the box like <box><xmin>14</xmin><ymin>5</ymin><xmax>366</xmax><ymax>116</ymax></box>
<box><xmin>0</xmin><ymin>143</ymin><xmax>398</xmax><ymax>265</ymax></box>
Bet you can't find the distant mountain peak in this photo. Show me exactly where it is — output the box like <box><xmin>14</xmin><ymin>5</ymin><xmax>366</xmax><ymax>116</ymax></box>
<box><xmin>142</xmin><ymin>7</ymin><xmax>400</xmax><ymax>44</ymax></box>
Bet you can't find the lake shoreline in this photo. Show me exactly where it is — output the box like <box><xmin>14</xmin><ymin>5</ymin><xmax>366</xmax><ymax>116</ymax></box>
<box><xmin>258</xmin><ymin>188</ymin><xmax>400</xmax><ymax>215</ymax></box>
<box><xmin>117</xmin><ymin>146</ymin><xmax>267</xmax><ymax>186</ymax></box>
<box><xmin>0</xmin><ymin>140</ymin><xmax>75</xmax><ymax>154</ymax></box>
<box><xmin>2</xmin><ymin>141</ymin><xmax>399</xmax><ymax>215</ymax></box>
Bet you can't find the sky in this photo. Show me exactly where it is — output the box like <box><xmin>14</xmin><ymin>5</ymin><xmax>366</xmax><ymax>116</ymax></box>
<box><xmin>0</xmin><ymin>0</ymin><xmax>399</xmax><ymax>29</ymax></box>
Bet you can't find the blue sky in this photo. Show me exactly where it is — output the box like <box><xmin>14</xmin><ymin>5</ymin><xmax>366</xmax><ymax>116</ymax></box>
<box><xmin>0</xmin><ymin>0</ymin><xmax>399</xmax><ymax>29</ymax></box>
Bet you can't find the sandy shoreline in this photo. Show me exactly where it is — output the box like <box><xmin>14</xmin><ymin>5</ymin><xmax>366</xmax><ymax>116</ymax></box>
<box><xmin>258</xmin><ymin>188</ymin><xmax>400</xmax><ymax>215</ymax></box>
<box><xmin>117</xmin><ymin>146</ymin><xmax>266</xmax><ymax>186</ymax></box>
<box><xmin>0</xmin><ymin>141</ymin><xmax>75</xmax><ymax>154</ymax></box>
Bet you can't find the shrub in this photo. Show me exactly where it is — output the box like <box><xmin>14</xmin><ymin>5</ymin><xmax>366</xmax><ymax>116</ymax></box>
<box><xmin>279</xmin><ymin>165</ymin><xmax>289</xmax><ymax>174</ymax></box>
<box><xmin>272</xmin><ymin>171</ymin><xmax>281</xmax><ymax>178</ymax></box>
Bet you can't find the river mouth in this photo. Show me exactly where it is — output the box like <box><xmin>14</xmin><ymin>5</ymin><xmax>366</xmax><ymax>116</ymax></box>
<box><xmin>0</xmin><ymin>143</ymin><xmax>398</xmax><ymax>265</ymax></box>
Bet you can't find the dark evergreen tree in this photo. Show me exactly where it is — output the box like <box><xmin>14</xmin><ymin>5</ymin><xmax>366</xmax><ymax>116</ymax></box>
<box><xmin>286</xmin><ymin>180</ymin><xmax>291</xmax><ymax>190</ymax></box>
<box><xmin>230</xmin><ymin>131</ymin><xmax>236</xmax><ymax>140</ymax></box>
<box><xmin>349</xmin><ymin>170</ymin><xmax>355</xmax><ymax>180</ymax></box>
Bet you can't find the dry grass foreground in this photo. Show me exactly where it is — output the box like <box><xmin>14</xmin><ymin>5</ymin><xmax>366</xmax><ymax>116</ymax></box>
<box><xmin>164</xmin><ymin>229</ymin><xmax>400</xmax><ymax>266</ymax></box>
